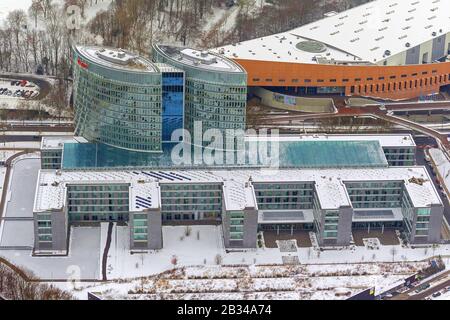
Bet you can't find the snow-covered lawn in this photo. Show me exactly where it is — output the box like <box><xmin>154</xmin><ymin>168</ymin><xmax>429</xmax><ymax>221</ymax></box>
<box><xmin>64</xmin><ymin>261</ymin><xmax>430</xmax><ymax>300</ymax></box>
<box><xmin>106</xmin><ymin>225</ymin><xmax>226</xmax><ymax>279</ymax></box>
<box><xmin>0</xmin><ymin>227</ymin><xmax>101</xmax><ymax>280</ymax></box>
<box><xmin>0</xmin><ymin>220</ymin><xmax>34</xmax><ymax>247</ymax></box>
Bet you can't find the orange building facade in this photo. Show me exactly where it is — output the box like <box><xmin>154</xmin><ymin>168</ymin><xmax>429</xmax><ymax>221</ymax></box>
<box><xmin>233</xmin><ymin>59</ymin><xmax>450</xmax><ymax>101</ymax></box>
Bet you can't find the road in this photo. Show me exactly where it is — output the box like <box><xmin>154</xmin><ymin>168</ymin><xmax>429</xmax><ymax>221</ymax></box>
<box><xmin>391</xmin><ymin>270</ymin><xmax>450</xmax><ymax>300</ymax></box>
<box><xmin>0</xmin><ymin>135</ymin><xmax>41</xmax><ymax>143</ymax></box>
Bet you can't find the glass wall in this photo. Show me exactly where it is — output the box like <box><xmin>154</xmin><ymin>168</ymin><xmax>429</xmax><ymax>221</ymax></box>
<box><xmin>153</xmin><ymin>45</ymin><xmax>247</xmax><ymax>143</ymax></box>
<box><xmin>73</xmin><ymin>48</ymin><xmax>163</xmax><ymax>152</ymax></box>
<box><xmin>36</xmin><ymin>214</ymin><xmax>52</xmax><ymax>244</ymax></box>
<box><xmin>229</xmin><ymin>211</ymin><xmax>245</xmax><ymax>241</ymax></box>
<box><xmin>160</xmin><ymin>183</ymin><xmax>223</xmax><ymax>221</ymax></box>
<box><xmin>132</xmin><ymin>213</ymin><xmax>148</xmax><ymax>244</ymax></box>
<box><xmin>383</xmin><ymin>147</ymin><xmax>416</xmax><ymax>166</ymax></box>
<box><xmin>345</xmin><ymin>181</ymin><xmax>403</xmax><ymax>208</ymax></box>
<box><xmin>162</xmin><ymin>71</ymin><xmax>184</xmax><ymax>142</ymax></box>
<box><xmin>252</xmin><ymin>182</ymin><xmax>314</xmax><ymax>210</ymax></box>
<box><xmin>41</xmin><ymin>149</ymin><xmax>63</xmax><ymax>169</ymax></box>
<box><xmin>67</xmin><ymin>184</ymin><xmax>130</xmax><ymax>222</ymax></box>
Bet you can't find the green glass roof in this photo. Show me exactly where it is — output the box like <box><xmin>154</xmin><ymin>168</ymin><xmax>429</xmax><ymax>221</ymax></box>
<box><xmin>277</xmin><ymin>140</ymin><xmax>388</xmax><ymax>168</ymax></box>
<box><xmin>62</xmin><ymin>140</ymin><xmax>388</xmax><ymax>170</ymax></box>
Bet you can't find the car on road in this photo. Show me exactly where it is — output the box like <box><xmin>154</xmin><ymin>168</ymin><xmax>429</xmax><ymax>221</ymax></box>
<box><xmin>432</xmin><ymin>292</ymin><xmax>441</xmax><ymax>298</ymax></box>
<box><xmin>415</xmin><ymin>283</ymin><xmax>431</xmax><ymax>293</ymax></box>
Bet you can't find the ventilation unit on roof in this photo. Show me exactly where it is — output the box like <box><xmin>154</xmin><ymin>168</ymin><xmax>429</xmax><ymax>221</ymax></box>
<box><xmin>384</xmin><ymin>50</ymin><xmax>391</xmax><ymax>56</ymax></box>
<box><xmin>405</xmin><ymin>42</ymin><xmax>411</xmax><ymax>47</ymax></box>
<box><xmin>432</xmin><ymin>32</ymin><xmax>437</xmax><ymax>36</ymax></box>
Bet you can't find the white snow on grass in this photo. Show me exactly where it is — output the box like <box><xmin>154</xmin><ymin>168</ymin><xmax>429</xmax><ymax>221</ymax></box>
<box><xmin>65</xmin><ymin>261</ymin><xmax>429</xmax><ymax>300</ymax></box>
<box><xmin>0</xmin><ymin>220</ymin><xmax>34</xmax><ymax>247</ymax></box>
<box><xmin>107</xmin><ymin>225</ymin><xmax>226</xmax><ymax>279</ymax></box>
<box><xmin>0</xmin><ymin>227</ymin><xmax>101</xmax><ymax>280</ymax></box>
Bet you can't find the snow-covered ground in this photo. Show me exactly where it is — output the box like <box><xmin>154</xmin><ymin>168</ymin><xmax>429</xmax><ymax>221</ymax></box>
<box><xmin>61</xmin><ymin>259</ymin><xmax>431</xmax><ymax>300</ymax></box>
<box><xmin>0</xmin><ymin>227</ymin><xmax>101</xmax><ymax>279</ymax></box>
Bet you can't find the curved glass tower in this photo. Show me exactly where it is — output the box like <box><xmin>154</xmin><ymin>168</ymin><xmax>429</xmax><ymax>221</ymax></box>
<box><xmin>73</xmin><ymin>46</ymin><xmax>163</xmax><ymax>152</ymax></box>
<box><xmin>152</xmin><ymin>44</ymin><xmax>247</xmax><ymax>140</ymax></box>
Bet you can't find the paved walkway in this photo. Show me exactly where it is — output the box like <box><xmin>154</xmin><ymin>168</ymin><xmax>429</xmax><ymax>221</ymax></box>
<box><xmin>101</xmin><ymin>222</ymin><xmax>114</xmax><ymax>281</ymax></box>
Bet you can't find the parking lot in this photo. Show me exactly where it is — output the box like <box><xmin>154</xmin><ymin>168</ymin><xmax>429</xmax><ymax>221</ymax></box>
<box><xmin>0</xmin><ymin>78</ymin><xmax>40</xmax><ymax>101</ymax></box>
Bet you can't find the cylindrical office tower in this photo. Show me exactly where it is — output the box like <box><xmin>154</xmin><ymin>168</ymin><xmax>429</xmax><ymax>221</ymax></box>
<box><xmin>152</xmin><ymin>44</ymin><xmax>247</xmax><ymax>142</ymax></box>
<box><xmin>73</xmin><ymin>46</ymin><xmax>163</xmax><ymax>152</ymax></box>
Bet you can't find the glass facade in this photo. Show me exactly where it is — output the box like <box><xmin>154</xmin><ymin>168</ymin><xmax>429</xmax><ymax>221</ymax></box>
<box><xmin>383</xmin><ymin>147</ymin><xmax>416</xmax><ymax>166</ymax></box>
<box><xmin>162</xmin><ymin>71</ymin><xmax>184</xmax><ymax>142</ymax></box>
<box><xmin>36</xmin><ymin>214</ymin><xmax>52</xmax><ymax>244</ymax></box>
<box><xmin>73</xmin><ymin>47</ymin><xmax>163</xmax><ymax>152</ymax></box>
<box><xmin>132</xmin><ymin>213</ymin><xmax>148</xmax><ymax>243</ymax></box>
<box><xmin>67</xmin><ymin>184</ymin><xmax>130</xmax><ymax>222</ymax></box>
<box><xmin>253</xmin><ymin>183</ymin><xmax>314</xmax><ymax>210</ymax></box>
<box><xmin>61</xmin><ymin>139</ymin><xmax>390</xmax><ymax>170</ymax></box>
<box><xmin>41</xmin><ymin>150</ymin><xmax>63</xmax><ymax>169</ymax></box>
<box><xmin>229</xmin><ymin>211</ymin><xmax>245</xmax><ymax>241</ymax></box>
<box><xmin>160</xmin><ymin>183</ymin><xmax>222</xmax><ymax>221</ymax></box>
<box><xmin>345</xmin><ymin>181</ymin><xmax>403</xmax><ymax>208</ymax></box>
<box><xmin>152</xmin><ymin>45</ymin><xmax>247</xmax><ymax>143</ymax></box>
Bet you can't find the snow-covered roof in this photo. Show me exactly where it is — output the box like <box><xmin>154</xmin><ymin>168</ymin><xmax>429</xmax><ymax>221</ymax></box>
<box><xmin>155</xmin><ymin>44</ymin><xmax>245</xmax><ymax>73</ymax></box>
<box><xmin>215</xmin><ymin>0</ymin><xmax>450</xmax><ymax>64</ymax></box>
<box><xmin>75</xmin><ymin>46</ymin><xmax>158</xmax><ymax>72</ymax></box>
<box><xmin>34</xmin><ymin>166</ymin><xmax>441</xmax><ymax>213</ymax></box>
<box><xmin>222</xmin><ymin>180</ymin><xmax>258</xmax><ymax>211</ymax></box>
<box><xmin>246</xmin><ymin>134</ymin><xmax>416</xmax><ymax>148</ymax></box>
<box><xmin>41</xmin><ymin>136</ymin><xmax>85</xmax><ymax>150</ymax></box>
<box><xmin>33</xmin><ymin>170</ymin><xmax>161</xmax><ymax>213</ymax></box>
<box><xmin>315</xmin><ymin>177</ymin><xmax>352</xmax><ymax>210</ymax></box>
<box><xmin>153</xmin><ymin>63</ymin><xmax>183</xmax><ymax>73</ymax></box>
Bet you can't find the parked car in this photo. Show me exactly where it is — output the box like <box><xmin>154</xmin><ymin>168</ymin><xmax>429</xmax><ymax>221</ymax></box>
<box><xmin>23</xmin><ymin>90</ymin><xmax>32</xmax><ymax>99</ymax></box>
<box><xmin>432</xmin><ymin>292</ymin><xmax>441</xmax><ymax>298</ymax></box>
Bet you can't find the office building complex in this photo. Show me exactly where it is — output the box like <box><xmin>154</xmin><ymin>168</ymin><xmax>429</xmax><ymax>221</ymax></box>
<box><xmin>33</xmin><ymin>166</ymin><xmax>443</xmax><ymax>254</ymax></box>
<box><xmin>32</xmin><ymin>0</ymin><xmax>448</xmax><ymax>255</ymax></box>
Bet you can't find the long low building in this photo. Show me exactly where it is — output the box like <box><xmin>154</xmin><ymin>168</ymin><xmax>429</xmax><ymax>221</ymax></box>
<box><xmin>214</xmin><ymin>0</ymin><xmax>450</xmax><ymax>100</ymax></box>
<box><xmin>40</xmin><ymin>134</ymin><xmax>417</xmax><ymax>170</ymax></box>
<box><xmin>32</xmin><ymin>166</ymin><xmax>443</xmax><ymax>254</ymax></box>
